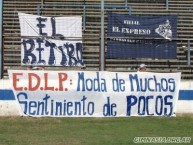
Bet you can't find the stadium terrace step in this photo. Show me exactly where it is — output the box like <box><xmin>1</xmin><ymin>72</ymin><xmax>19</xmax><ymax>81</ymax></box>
<box><xmin>2</xmin><ymin>0</ymin><xmax>193</xmax><ymax>79</ymax></box>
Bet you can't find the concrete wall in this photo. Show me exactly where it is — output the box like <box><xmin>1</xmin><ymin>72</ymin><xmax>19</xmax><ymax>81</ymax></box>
<box><xmin>0</xmin><ymin>79</ymin><xmax>193</xmax><ymax>116</ymax></box>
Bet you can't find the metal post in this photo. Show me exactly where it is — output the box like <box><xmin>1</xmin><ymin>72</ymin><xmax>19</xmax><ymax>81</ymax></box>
<box><xmin>83</xmin><ymin>5</ymin><xmax>86</xmax><ymax>31</ymax></box>
<box><xmin>0</xmin><ymin>0</ymin><xmax>3</xmax><ymax>78</ymax></box>
<box><xmin>129</xmin><ymin>6</ymin><xmax>132</xmax><ymax>15</ymax></box>
<box><xmin>125</xmin><ymin>0</ymin><xmax>127</xmax><ymax>7</ymax></box>
<box><xmin>100</xmin><ymin>0</ymin><xmax>105</xmax><ymax>71</ymax></box>
<box><xmin>41</xmin><ymin>0</ymin><xmax>44</xmax><ymax>8</ymax></box>
<box><xmin>37</xmin><ymin>4</ymin><xmax>41</xmax><ymax>15</ymax></box>
<box><xmin>166</xmin><ymin>0</ymin><xmax>168</xmax><ymax>10</ymax></box>
<box><xmin>187</xmin><ymin>40</ymin><xmax>191</xmax><ymax>65</ymax></box>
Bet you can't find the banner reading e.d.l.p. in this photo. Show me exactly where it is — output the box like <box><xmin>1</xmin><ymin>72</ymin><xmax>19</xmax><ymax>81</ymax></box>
<box><xmin>8</xmin><ymin>70</ymin><xmax>181</xmax><ymax>117</ymax></box>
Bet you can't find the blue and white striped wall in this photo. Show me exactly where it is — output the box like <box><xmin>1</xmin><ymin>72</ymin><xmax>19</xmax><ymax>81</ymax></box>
<box><xmin>0</xmin><ymin>79</ymin><xmax>193</xmax><ymax>116</ymax></box>
<box><xmin>175</xmin><ymin>81</ymin><xmax>193</xmax><ymax>114</ymax></box>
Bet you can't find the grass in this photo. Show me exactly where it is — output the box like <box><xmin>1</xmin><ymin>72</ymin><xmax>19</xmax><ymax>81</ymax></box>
<box><xmin>0</xmin><ymin>115</ymin><xmax>193</xmax><ymax>145</ymax></box>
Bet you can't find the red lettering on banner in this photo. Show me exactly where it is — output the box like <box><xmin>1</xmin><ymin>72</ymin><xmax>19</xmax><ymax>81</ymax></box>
<box><xmin>44</xmin><ymin>73</ymin><xmax>54</xmax><ymax>91</ymax></box>
<box><xmin>58</xmin><ymin>73</ymin><xmax>68</xmax><ymax>91</ymax></box>
<box><xmin>13</xmin><ymin>73</ymin><xmax>23</xmax><ymax>91</ymax></box>
<box><xmin>12</xmin><ymin>72</ymin><xmax>70</xmax><ymax>91</ymax></box>
<box><xmin>28</xmin><ymin>73</ymin><xmax>40</xmax><ymax>91</ymax></box>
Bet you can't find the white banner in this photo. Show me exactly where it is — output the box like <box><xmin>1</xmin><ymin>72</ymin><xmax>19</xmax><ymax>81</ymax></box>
<box><xmin>8</xmin><ymin>70</ymin><xmax>181</xmax><ymax>117</ymax></box>
<box><xmin>18</xmin><ymin>13</ymin><xmax>82</xmax><ymax>37</ymax></box>
<box><xmin>18</xmin><ymin>13</ymin><xmax>85</xmax><ymax>67</ymax></box>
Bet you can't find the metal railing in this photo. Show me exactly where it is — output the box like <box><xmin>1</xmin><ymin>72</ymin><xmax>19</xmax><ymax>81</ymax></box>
<box><xmin>36</xmin><ymin>3</ymin><xmax>132</xmax><ymax>71</ymax></box>
<box><xmin>0</xmin><ymin>0</ymin><xmax>3</xmax><ymax>78</ymax></box>
<box><xmin>37</xmin><ymin>4</ymin><xmax>132</xmax><ymax>31</ymax></box>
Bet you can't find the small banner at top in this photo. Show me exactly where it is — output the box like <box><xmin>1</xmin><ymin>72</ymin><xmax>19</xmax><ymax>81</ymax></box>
<box><xmin>8</xmin><ymin>70</ymin><xmax>181</xmax><ymax>117</ymax></box>
<box><xmin>107</xmin><ymin>13</ymin><xmax>177</xmax><ymax>59</ymax></box>
<box><xmin>18</xmin><ymin>13</ymin><xmax>85</xmax><ymax>67</ymax></box>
